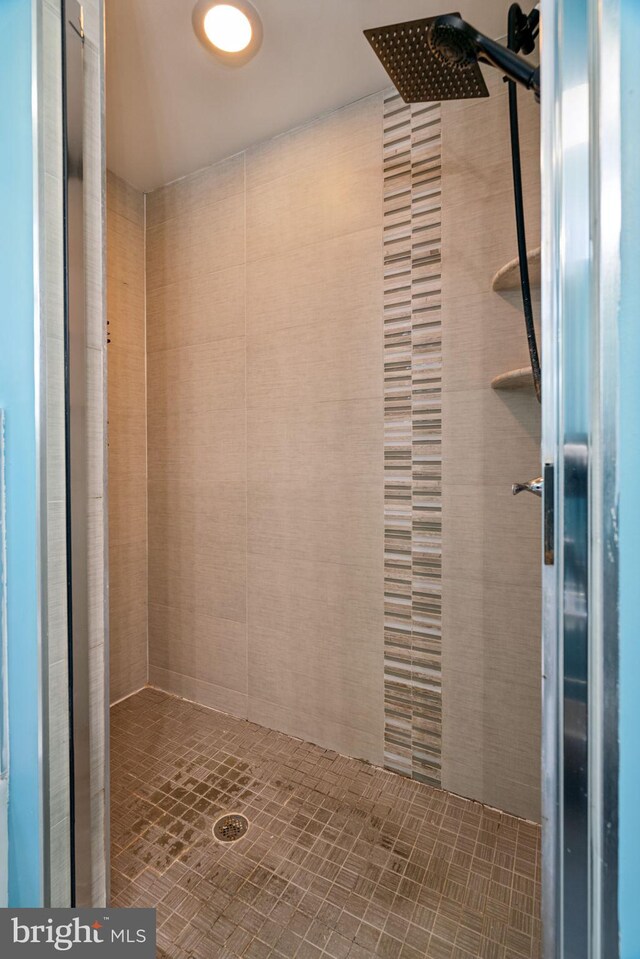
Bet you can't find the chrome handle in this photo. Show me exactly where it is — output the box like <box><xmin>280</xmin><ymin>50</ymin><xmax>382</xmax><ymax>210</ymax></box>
<box><xmin>512</xmin><ymin>476</ymin><xmax>543</xmax><ymax>498</ymax></box>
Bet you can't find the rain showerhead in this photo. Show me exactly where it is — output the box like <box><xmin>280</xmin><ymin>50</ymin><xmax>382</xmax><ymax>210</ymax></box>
<box><xmin>364</xmin><ymin>12</ymin><xmax>540</xmax><ymax>104</ymax></box>
<box><xmin>364</xmin><ymin>14</ymin><xmax>488</xmax><ymax>103</ymax></box>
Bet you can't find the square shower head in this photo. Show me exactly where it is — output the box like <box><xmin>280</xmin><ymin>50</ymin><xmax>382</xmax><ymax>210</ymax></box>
<box><xmin>364</xmin><ymin>14</ymin><xmax>490</xmax><ymax>104</ymax></box>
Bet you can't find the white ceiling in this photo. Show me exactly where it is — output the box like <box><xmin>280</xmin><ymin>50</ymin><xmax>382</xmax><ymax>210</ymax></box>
<box><xmin>106</xmin><ymin>0</ymin><xmax>510</xmax><ymax>193</ymax></box>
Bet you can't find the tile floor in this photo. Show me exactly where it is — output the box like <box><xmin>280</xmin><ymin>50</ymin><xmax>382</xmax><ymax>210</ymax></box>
<box><xmin>110</xmin><ymin>689</ymin><xmax>541</xmax><ymax>959</ymax></box>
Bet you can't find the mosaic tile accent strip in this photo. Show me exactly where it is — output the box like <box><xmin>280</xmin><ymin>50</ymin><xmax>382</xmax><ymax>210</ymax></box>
<box><xmin>383</xmin><ymin>91</ymin><xmax>443</xmax><ymax>785</ymax></box>
<box><xmin>111</xmin><ymin>688</ymin><xmax>541</xmax><ymax>959</ymax></box>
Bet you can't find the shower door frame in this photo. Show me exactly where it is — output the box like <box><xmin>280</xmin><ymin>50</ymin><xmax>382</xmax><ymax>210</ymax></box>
<box><xmin>62</xmin><ymin>0</ymin><xmax>92</xmax><ymax>909</ymax></box>
<box><xmin>541</xmin><ymin>0</ymin><xmax>620</xmax><ymax>957</ymax></box>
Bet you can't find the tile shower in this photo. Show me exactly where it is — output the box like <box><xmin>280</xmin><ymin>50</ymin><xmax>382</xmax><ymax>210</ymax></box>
<box><xmin>108</xmin><ymin>76</ymin><xmax>542</xmax><ymax>957</ymax></box>
<box><xmin>112</xmin><ymin>690</ymin><xmax>540</xmax><ymax>959</ymax></box>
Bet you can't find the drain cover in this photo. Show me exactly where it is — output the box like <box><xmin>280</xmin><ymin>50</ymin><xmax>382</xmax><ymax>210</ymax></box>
<box><xmin>212</xmin><ymin>813</ymin><xmax>249</xmax><ymax>843</ymax></box>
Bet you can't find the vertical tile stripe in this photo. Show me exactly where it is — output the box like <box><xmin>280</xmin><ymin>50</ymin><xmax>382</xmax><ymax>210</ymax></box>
<box><xmin>383</xmin><ymin>92</ymin><xmax>442</xmax><ymax>786</ymax></box>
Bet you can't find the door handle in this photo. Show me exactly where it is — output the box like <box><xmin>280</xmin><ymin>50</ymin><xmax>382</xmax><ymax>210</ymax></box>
<box><xmin>512</xmin><ymin>476</ymin><xmax>543</xmax><ymax>498</ymax></box>
<box><xmin>512</xmin><ymin>469</ymin><xmax>554</xmax><ymax>564</ymax></box>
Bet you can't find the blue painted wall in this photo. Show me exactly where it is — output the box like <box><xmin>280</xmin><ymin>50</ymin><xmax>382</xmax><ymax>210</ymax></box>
<box><xmin>619</xmin><ymin>3</ymin><xmax>640</xmax><ymax>956</ymax></box>
<box><xmin>0</xmin><ymin>0</ymin><xmax>44</xmax><ymax>906</ymax></box>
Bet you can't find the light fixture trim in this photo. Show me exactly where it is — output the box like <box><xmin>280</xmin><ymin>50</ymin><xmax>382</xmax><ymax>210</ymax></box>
<box><xmin>193</xmin><ymin>0</ymin><xmax>263</xmax><ymax>66</ymax></box>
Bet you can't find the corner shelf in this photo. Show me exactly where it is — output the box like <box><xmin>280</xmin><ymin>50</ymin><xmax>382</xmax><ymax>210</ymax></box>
<box><xmin>491</xmin><ymin>367</ymin><xmax>535</xmax><ymax>392</ymax></box>
<box><xmin>492</xmin><ymin>246</ymin><xmax>541</xmax><ymax>292</ymax></box>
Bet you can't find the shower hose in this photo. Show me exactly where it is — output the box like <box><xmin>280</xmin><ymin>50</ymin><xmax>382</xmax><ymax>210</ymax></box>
<box><xmin>507</xmin><ymin>3</ymin><xmax>542</xmax><ymax>403</ymax></box>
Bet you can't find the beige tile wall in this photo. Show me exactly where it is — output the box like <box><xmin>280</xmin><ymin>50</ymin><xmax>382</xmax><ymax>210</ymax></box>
<box><xmin>145</xmin><ymin>95</ymin><xmax>385</xmax><ymax>765</ymax></box>
<box><xmin>440</xmin><ymin>72</ymin><xmax>542</xmax><ymax>822</ymax></box>
<box><xmin>246</xmin><ymin>93</ymin><xmax>385</xmax><ymax>765</ymax></box>
<box><xmin>122</xmin><ymin>81</ymin><xmax>540</xmax><ymax>818</ymax></box>
<box><xmin>145</xmin><ymin>154</ymin><xmax>248</xmax><ymax>721</ymax></box>
<box><xmin>107</xmin><ymin>171</ymin><xmax>148</xmax><ymax>703</ymax></box>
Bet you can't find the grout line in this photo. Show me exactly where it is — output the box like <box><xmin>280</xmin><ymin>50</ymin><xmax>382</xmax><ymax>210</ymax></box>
<box><xmin>108</xmin><ymin>684</ymin><xmax>148</xmax><ymax>709</ymax></box>
<box><xmin>148</xmin><ymin>601</ymin><xmax>246</xmax><ymax>628</ymax></box>
<box><xmin>144</xmin><ymin>222</ymin><xmax>381</xmax><ymax>302</ymax></box>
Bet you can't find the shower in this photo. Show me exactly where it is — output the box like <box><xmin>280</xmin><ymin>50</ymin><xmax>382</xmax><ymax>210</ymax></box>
<box><xmin>364</xmin><ymin>11</ymin><xmax>540</xmax><ymax>102</ymax></box>
<box><xmin>98</xmin><ymin>2</ymin><xmax>545</xmax><ymax>952</ymax></box>
<box><xmin>365</xmin><ymin>5</ymin><xmax>542</xmax><ymax>400</ymax></box>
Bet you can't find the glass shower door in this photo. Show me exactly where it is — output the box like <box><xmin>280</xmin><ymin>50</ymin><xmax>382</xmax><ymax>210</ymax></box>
<box><xmin>541</xmin><ymin>0</ymin><xmax>591</xmax><ymax>955</ymax></box>
<box><xmin>541</xmin><ymin>0</ymin><xmax>633</xmax><ymax>955</ymax></box>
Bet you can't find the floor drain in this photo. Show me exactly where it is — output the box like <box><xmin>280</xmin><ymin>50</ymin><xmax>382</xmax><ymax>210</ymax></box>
<box><xmin>212</xmin><ymin>813</ymin><xmax>249</xmax><ymax>843</ymax></box>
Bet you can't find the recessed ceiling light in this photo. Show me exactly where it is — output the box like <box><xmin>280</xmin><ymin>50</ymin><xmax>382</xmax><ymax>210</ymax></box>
<box><xmin>193</xmin><ymin>0</ymin><xmax>263</xmax><ymax>65</ymax></box>
<box><xmin>204</xmin><ymin>5</ymin><xmax>252</xmax><ymax>52</ymax></box>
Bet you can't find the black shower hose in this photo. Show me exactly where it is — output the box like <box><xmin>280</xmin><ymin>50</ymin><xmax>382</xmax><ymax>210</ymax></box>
<box><xmin>507</xmin><ymin>6</ymin><xmax>542</xmax><ymax>403</ymax></box>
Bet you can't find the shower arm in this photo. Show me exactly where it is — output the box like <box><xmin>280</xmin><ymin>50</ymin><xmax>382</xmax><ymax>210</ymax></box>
<box><xmin>477</xmin><ymin>41</ymin><xmax>540</xmax><ymax>97</ymax></box>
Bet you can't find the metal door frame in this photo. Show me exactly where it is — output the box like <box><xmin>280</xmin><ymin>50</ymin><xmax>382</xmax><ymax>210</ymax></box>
<box><xmin>541</xmin><ymin>1</ymin><xmax>620</xmax><ymax>956</ymax></box>
<box><xmin>62</xmin><ymin>0</ymin><xmax>92</xmax><ymax>908</ymax></box>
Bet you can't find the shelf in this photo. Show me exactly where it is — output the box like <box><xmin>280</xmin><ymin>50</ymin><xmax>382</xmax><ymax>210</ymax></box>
<box><xmin>491</xmin><ymin>367</ymin><xmax>535</xmax><ymax>391</ymax></box>
<box><xmin>492</xmin><ymin>247</ymin><xmax>541</xmax><ymax>292</ymax></box>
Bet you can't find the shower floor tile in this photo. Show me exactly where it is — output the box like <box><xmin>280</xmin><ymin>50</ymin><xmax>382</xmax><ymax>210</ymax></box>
<box><xmin>110</xmin><ymin>688</ymin><xmax>541</xmax><ymax>959</ymax></box>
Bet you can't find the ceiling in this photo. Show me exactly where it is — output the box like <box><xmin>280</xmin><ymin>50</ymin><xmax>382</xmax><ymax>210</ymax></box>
<box><xmin>106</xmin><ymin>0</ymin><xmax>510</xmax><ymax>193</ymax></box>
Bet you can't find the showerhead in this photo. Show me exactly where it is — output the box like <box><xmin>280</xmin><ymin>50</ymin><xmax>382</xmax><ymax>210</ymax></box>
<box><xmin>427</xmin><ymin>14</ymin><xmax>477</xmax><ymax>69</ymax></box>
<box><xmin>364</xmin><ymin>13</ymin><xmax>488</xmax><ymax>103</ymax></box>
<box><xmin>364</xmin><ymin>12</ymin><xmax>540</xmax><ymax>104</ymax></box>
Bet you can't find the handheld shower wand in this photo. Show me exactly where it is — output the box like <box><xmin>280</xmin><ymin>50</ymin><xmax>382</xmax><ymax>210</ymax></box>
<box><xmin>430</xmin><ymin>14</ymin><xmax>540</xmax><ymax>97</ymax></box>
